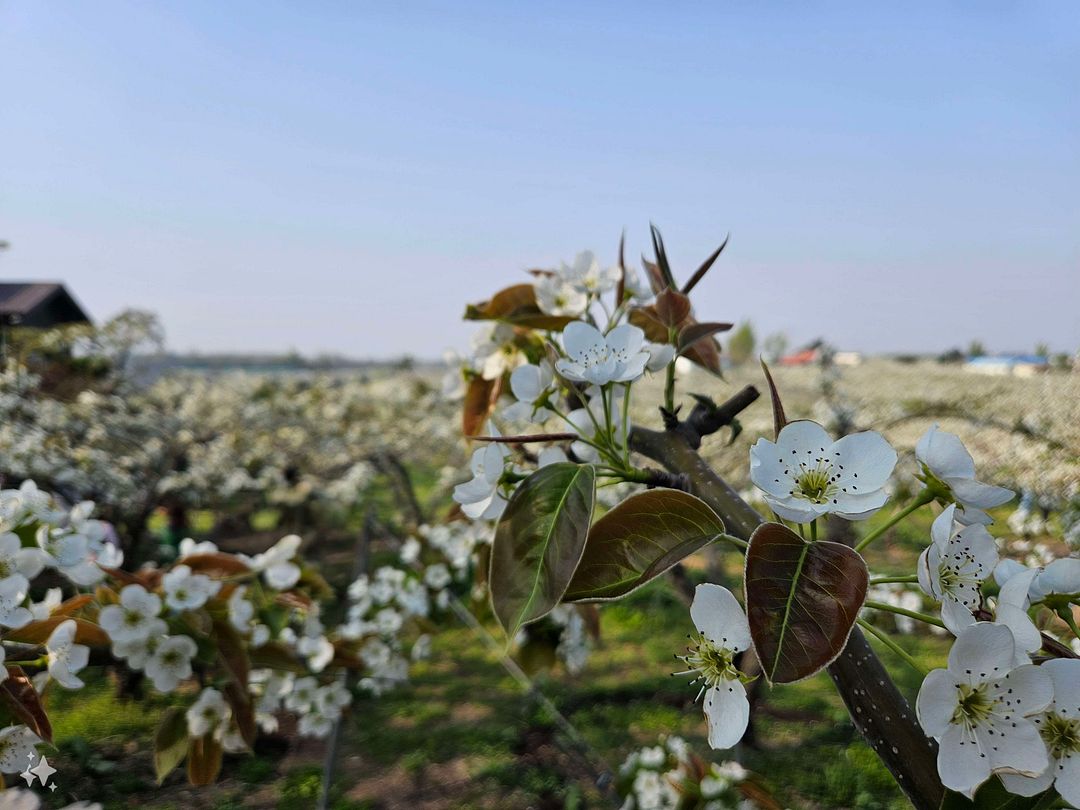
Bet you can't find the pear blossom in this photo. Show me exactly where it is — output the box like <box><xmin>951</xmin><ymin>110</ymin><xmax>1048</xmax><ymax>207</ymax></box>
<box><xmin>285</xmin><ymin>676</ymin><xmax>318</xmax><ymax>712</ymax></box>
<box><xmin>917</xmin><ymin>505</ymin><xmax>998</xmax><ymax>635</ymax></box>
<box><xmin>424</xmin><ymin>563</ymin><xmax>451</xmax><ymax>590</ymax></box>
<box><xmin>999</xmin><ymin>658</ymin><xmax>1080</xmax><ymax>805</ymax></box>
<box><xmin>916</xmin><ymin>426</ymin><xmax>1014</xmax><ymax>525</ymax></box>
<box><xmin>645</xmin><ymin>342</ymin><xmax>675</xmax><ymax>373</ymax></box>
<box><xmin>0</xmin><ymin>576</ymin><xmax>32</xmax><ymax>629</ymax></box>
<box><xmin>298</xmin><ymin>632</ymin><xmax>335</xmax><ymax>672</ymax></box>
<box><xmin>45</xmin><ymin>619</ymin><xmax>90</xmax><ymax>689</ymax></box>
<box><xmin>187</xmin><ymin>687</ymin><xmax>230</xmax><ymax>738</ymax></box>
<box><xmin>1029</xmin><ymin>558</ymin><xmax>1080</xmax><ymax>603</ymax></box>
<box><xmin>916</xmin><ymin>622</ymin><xmax>1052</xmax><ymax>797</ymax></box>
<box><xmin>111</xmin><ymin>618</ymin><xmax>167</xmax><ymax>669</ymax></box>
<box><xmin>0</xmin><ymin>532</ymin><xmax>46</xmax><ymax>587</ymax></box>
<box><xmin>535</xmin><ymin>275</ymin><xmax>588</xmax><ymax>317</ymax></box>
<box><xmin>749</xmin><ymin>420</ymin><xmax>897</xmax><ymax>523</ymax></box>
<box><xmin>452</xmin><ymin>432</ymin><xmax>510</xmax><ymax>520</ymax></box>
<box><xmin>145</xmin><ymin>635</ymin><xmax>198</xmax><ymax>692</ymax></box>
<box><xmin>556</xmin><ymin>322</ymin><xmax>650</xmax><ymax>385</ymax></box>
<box><xmin>503</xmin><ymin>362</ymin><xmax>554</xmax><ymax>423</ymax></box>
<box><xmin>163</xmin><ymin>564</ymin><xmax>222</xmax><ymax>611</ymax></box>
<box><xmin>228</xmin><ymin>585</ymin><xmax>255</xmax><ymax>631</ymax></box>
<box><xmin>178</xmin><ymin>538</ymin><xmax>219</xmax><ymax>558</ymax></box>
<box><xmin>471</xmin><ymin>323</ymin><xmax>526</xmax><ymax>380</ymax></box>
<box><xmin>560</xmin><ymin>250</ymin><xmax>621</xmax><ymax>295</ymax></box>
<box><xmin>98</xmin><ymin>584</ymin><xmax>162</xmax><ymax>642</ymax></box>
<box><xmin>0</xmin><ymin>725</ymin><xmax>39</xmax><ymax>772</ymax></box>
<box><xmin>35</xmin><ymin>527</ymin><xmax>103</xmax><ymax>586</ymax></box>
<box><xmin>676</xmin><ymin>584</ymin><xmax>752</xmax><ymax>750</ymax></box>
<box><xmin>248</xmin><ymin>535</ymin><xmax>303</xmax><ymax>589</ymax></box>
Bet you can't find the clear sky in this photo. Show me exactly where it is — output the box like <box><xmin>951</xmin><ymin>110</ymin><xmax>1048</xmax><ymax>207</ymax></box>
<box><xmin>1</xmin><ymin>2</ymin><xmax>1077</xmax><ymax>357</ymax></box>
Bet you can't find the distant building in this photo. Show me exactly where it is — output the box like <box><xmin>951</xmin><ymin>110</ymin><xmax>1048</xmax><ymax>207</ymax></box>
<box><xmin>964</xmin><ymin>355</ymin><xmax>1049</xmax><ymax>378</ymax></box>
<box><xmin>779</xmin><ymin>347</ymin><xmax>820</xmax><ymax>366</ymax></box>
<box><xmin>833</xmin><ymin>351</ymin><xmax>862</xmax><ymax>367</ymax></box>
<box><xmin>0</xmin><ymin>283</ymin><xmax>90</xmax><ymax>328</ymax></box>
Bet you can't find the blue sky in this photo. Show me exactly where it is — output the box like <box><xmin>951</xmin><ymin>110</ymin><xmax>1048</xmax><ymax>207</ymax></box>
<box><xmin>1</xmin><ymin>2</ymin><xmax>1077</xmax><ymax>357</ymax></box>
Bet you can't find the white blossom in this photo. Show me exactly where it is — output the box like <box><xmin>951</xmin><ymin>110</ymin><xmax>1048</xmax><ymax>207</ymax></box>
<box><xmin>98</xmin><ymin>584</ymin><xmax>162</xmax><ymax>643</ymax></box>
<box><xmin>187</xmin><ymin>688</ymin><xmax>229</xmax><ymax>738</ymax></box>
<box><xmin>917</xmin><ymin>426</ymin><xmax>1014</xmax><ymax>525</ymax></box>
<box><xmin>45</xmin><ymin>619</ymin><xmax>90</xmax><ymax>689</ymax></box>
<box><xmin>556</xmin><ymin>322</ymin><xmax>650</xmax><ymax>385</ymax></box>
<box><xmin>917</xmin><ymin>504</ymin><xmax>998</xmax><ymax>635</ymax></box>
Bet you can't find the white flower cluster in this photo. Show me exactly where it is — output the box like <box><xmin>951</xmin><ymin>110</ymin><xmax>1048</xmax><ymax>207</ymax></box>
<box><xmin>617</xmin><ymin>735</ymin><xmax>754</xmax><ymax>810</ymax></box>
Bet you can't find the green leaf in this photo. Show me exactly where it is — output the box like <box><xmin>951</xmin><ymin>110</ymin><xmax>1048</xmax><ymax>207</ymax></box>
<box><xmin>939</xmin><ymin>777</ymin><xmax>1057</xmax><ymax>809</ymax></box>
<box><xmin>489</xmin><ymin>463</ymin><xmax>595</xmax><ymax>639</ymax></box>
<box><xmin>563</xmin><ymin>490</ymin><xmax>726</xmax><ymax>602</ymax></box>
<box><xmin>745</xmin><ymin>522</ymin><xmax>868</xmax><ymax>684</ymax></box>
<box><xmin>154</xmin><ymin>707</ymin><xmax>189</xmax><ymax>784</ymax></box>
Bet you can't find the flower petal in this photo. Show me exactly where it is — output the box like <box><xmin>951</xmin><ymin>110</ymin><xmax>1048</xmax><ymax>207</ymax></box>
<box><xmin>916</xmin><ymin>668</ymin><xmax>957</xmax><ymax>738</ymax></box>
<box><xmin>689</xmin><ymin>584</ymin><xmax>750</xmax><ymax>652</ymax></box>
<box><xmin>775</xmin><ymin>420</ymin><xmax>834</xmax><ymax>458</ymax></box>
<box><xmin>947</xmin><ymin>477</ymin><xmax>1014</xmax><ymax>510</ymax></box>
<box><xmin>979</xmin><ymin>715</ymin><xmax>1047</xmax><ymax>776</ymax></box>
<box><xmin>1044</xmin><ymin>658</ymin><xmax>1080</xmax><ymax>719</ymax></box>
<box><xmin>917</xmin><ymin>426</ymin><xmax>975</xmax><ymax>479</ymax></box>
<box><xmin>947</xmin><ymin>623</ymin><xmax>1015</xmax><ymax>685</ymax></box>
<box><xmin>832</xmin><ymin>488</ymin><xmax>890</xmax><ymax>520</ymax></box>
<box><xmin>938</xmin><ymin>722</ymin><xmax>991</xmax><ymax>796</ymax></box>
<box><xmin>562</xmin><ymin>322</ymin><xmax>606</xmax><ymax>362</ymax></box>
<box><xmin>703</xmin><ymin>679</ymin><xmax>749</xmax><ymax>750</ymax></box>
<box><xmin>764</xmin><ymin>495</ymin><xmax>826</xmax><ymax>524</ymax></box>
<box><xmin>749</xmin><ymin>438</ymin><xmax>794</xmax><ymax>498</ymax></box>
<box><xmin>830</xmin><ymin>431</ymin><xmax>897</xmax><ymax>491</ymax></box>
<box><xmin>998</xmin><ymin>768</ymin><xmax>1055</xmax><ymax>799</ymax></box>
<box><xmin>1057</xmin><ymin>752</ymin><xmax>1080</xmax><ymax>808</ymax></box>
<box><xmin>930</xmin><ymin>504</ymin><xmax>957</xmax><ymax>548</ymax></box>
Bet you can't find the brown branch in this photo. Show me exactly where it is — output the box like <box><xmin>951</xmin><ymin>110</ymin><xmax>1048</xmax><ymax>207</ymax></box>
<box><xmin>467</xmin><ymin>433</ymin><xmax>578</xmax><ymax>443</ymax></box>
<box><xmin>630</xmin><ymin>425</ymin><xmax>945</xmax><ymax>810</ymax></box>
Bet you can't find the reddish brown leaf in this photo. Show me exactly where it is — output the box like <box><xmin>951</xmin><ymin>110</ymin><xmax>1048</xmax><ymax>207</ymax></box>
<box><xmin>462</xmin><ymin>375</ymin><xmax>499</xmax><ymax>438</ymax></box>
<box><xmin>223</xmin><ymin>681</ymin><xmax>256</xmax><ymax>749</ymax></box>
<box><xmin>655</xmin><ymin>288</ymin><xmax>692</xmax><ymax>327</ymax></box>
<box><xmin>745</xmin><ymin>523</ymin><xmax>868</xmax><ymax>684</ymax></box>
<box><xmin>628</xmin><ymin>306</ymin><xmax>669</xmax><ymax>343</ymax></box>
<box><xmin>464</xmin><ymin>284</ymin><xmax>577</xmax><ymax>330</ymax></box>
<box><xmin>213</xmin><ymin>617</ymin><xmax>250</xmax><ymax>689</ymax></box>
<box><xmin>5</xmin><ymin>617</ymin><xmax>110</xmax><ymax>647</ymax></box>
<box><xmin>181</xmin><ymin>553</ymin><xmax>251</xmax><ymax>577</ymax></box>
<box><xmin>760</xmin><ymin>359</ymin><xmax>787</xmax><ymax>439</ymax></box>
<box><xmin>248</xmin><ymin>642</ymin><xmax>307</xmax><ymax>673</ymax></box>
<box><xmin>186</xmin><ymin>734</ymin><xmax>223</xmax><ymax>786</ymax></box>
<box><xmin>681</xmin><ymin>235</ymin><xmax>730</xmax><ymax>295</ymax></box>
<box><xmin>678</xmin><ymin>322</ymin><xmax>734</xmax><ymax>353</ymax></box>
<box><xmin>0</xmin><ymin>666</ymin><xmax>52</xmax><ymax>743</ymax></box>
<box><xmin>53</xmin><ymin>594</ymin><xmax>94</xmax><ymax>616</ymax></box>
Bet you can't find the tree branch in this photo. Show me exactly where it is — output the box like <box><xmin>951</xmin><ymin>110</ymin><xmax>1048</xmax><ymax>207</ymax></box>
<box><xmin>630</xmin><ymin>424</ymin><xmax>945</xmax><ymax>810</ymax></box>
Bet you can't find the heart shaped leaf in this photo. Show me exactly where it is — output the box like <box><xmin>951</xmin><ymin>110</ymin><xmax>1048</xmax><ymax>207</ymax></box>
<box><xmin>564</xmin><ymin>490</ymin><xmax>726</xmax><ymax>602</ymax></box>
<box><xmin>489</xmin><ymin>463</ymin><xmax>595</xmax><ymax>639</ymax></box>
<box><xmin>745</xmin><ymin>522</ymin><xmax>868</xmax><ymax>684</ymax></box>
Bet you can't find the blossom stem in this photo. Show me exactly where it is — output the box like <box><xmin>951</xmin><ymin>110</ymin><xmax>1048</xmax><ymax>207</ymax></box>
<box><xmin>863</xmin><ymin>600</ymin><xmax>945</xmax><ymax>629</ymax></box>
<box><xmin>663</xmin><ymin>329</ymin><xmax>677</xmax><ymax>412</ymax></box>
<box><xmin>809</xmin><ymin>519</ymin><xmax>818</xmax><ymax>542</ymax></box>
<box><xmin>620</xmin><ymin>383</ymin><xmax>632</xmax><ymax>467</ymax></box>
<box><xmin>856</xmin><ymin>618</ymin><xmax>928</xmax><ymax>675</ymax></box>
<box><xmin>869</xmin><ymin>574</ymin><xmax>919</xmax><ymax>585</ymax></box>
<box><xmin>853</xmin><ymin>489</ymin><xmax>934</xmax><ymax>554</ymax></box>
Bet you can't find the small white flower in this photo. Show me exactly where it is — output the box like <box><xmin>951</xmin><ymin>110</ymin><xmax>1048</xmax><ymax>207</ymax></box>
<box><xmin>423</xmin><ymin>563</ymin><xmax>451</xmax><ymax>591</ymax></box>
<box><xmin>98</xmin><ymin>584</ymin><xmax>162</xmax><ymax>642</ymax></box>
<box><xmin>452</xmin><ymin>429</ymin><xmax>510</xmax><ymax>521</ymax></box>
<box><xmin>398</xmin><ymin>537</ymin><xmax>421</xmax><ymax>565</ymax></box>
<box><xmin>560</xmin><ymin>250</ymin><xmax>621</xmax><ymax>295</ymax></box>
<box><xmin>750</xmin><ymin>420</ymin><xmax>897</xmax><ymax>523</ymax></box>
<box><xmin>916</xmin><ymin>426</ymin><xmax>1014</xmax><ymax>525</ymax></box>
<box><xmin>45</xmin><ymin>619</ymin><xmax>90</xmax><ymax>689</ymax></box>
<box><xmin>298</xmin><ymin>634</ymin><xmax>335</xmax><ymax>673</ymax></box>
<box><xmin>163</xmin><ymin>565</ymin><xmax>222</xmax><ymax>612</ymax></box>
<box><xmin>187</xmin><ymin>687</ymin><xmax>229</xmax><ymax>738</ymax></box>
<box><xmin>35</xmin><ymin>527</ymin><xmax>103</xmax><ymax>586</ymax></box>
<box><xmin>1028</xmin><ymin>558</ymin><xmax>1080</xmax><ymax>604</ymax></box>
<box><xmin>556</xmin><ymin>322</ymin><xmax>650</xmax><ymax>386</ymax></box>
<box><xmin>0</xmin><ymin>532</ymin><xmax>46</xmax><ymax>585</ymax></box>
<box><xmin>676</xmin><ymin>584</ymin><xmax>752</xmax><ymax>750</ymax></box>
<box><xmin>251</xmin><ymin>624</ymin><xmax>271</xmax><ymax>647</ymax></box>
<box><xmin>248</xmin><ymin>535</ymin><xmax>302</xmax><ymax>590</ymax></box>
<box><xmin>145</xmin><ymin>635</ymin><xmax>198</xmax><ymax>693</ymax></box>
<box><xmin>503</xmin><ymin>363</ymin><xmax>554</xmax><ymax>423</ymax></box>
<box><xmin>471</xmin><ymin>323</ymin><xmax>526</xmax><ymax>381</ymax></box>
<box><xmin>178</xmin><ymin>538</ymin><xmax>219</xmax><ymax>558</ymax></box>
<box><xmin>0</xmin><ymin>725</ymin><xmax>39</xmax><ymax>773</ymax></box>
<box><xmin>917</xmin><ymin>505</ymin><xmax>998</xmax><ymax>635</ymax></box>
<box><xmin>917</xmin><ymin>623</ymin><xmax>1052</xmax><ymax>798</ymax></box>
<box><xmin>645</xmin><ymin>342</ymin><xmax>675</xmax><ymax>373</ymax></box>
<box><xmin>0</xmin><ymin>576</ymin><xmax>32</xmax><ymax>629</ymax></box>
<box><xmin>111</xmin><ymin>618</ymin><xmax>167</xmax><ymax>669</ymax></box>
<box><xmin>228</xmin><ymin>585</ymin><xmax>255</xmax><ymax>632</ymax></box>
<box><xmin>535</xmin><ymin>275</ymin><xmax>588</xmax><ymax>318</ymax></box>
<box><xmin>999</xmin><ymin>658</ymin><xmax>1080</xmax><ymax>805</ymax></box>
<box><xmin>285</xmin><ymin>676</ymin><xmax>318</xmax><ymax>712</ymax></box>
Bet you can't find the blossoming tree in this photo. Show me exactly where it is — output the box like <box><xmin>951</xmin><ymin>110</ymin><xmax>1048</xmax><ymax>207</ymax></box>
<box><xmin>449</xmin><ymin>228</ymin><xmax>1080</xmax><ymax>809</ymax></box>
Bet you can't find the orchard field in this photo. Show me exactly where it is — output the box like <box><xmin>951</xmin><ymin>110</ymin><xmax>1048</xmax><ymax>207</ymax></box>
<box><xmin>4</xmin><ymin>317</ymin><xmax>1075</xmax><ymax>809</ymax></box>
